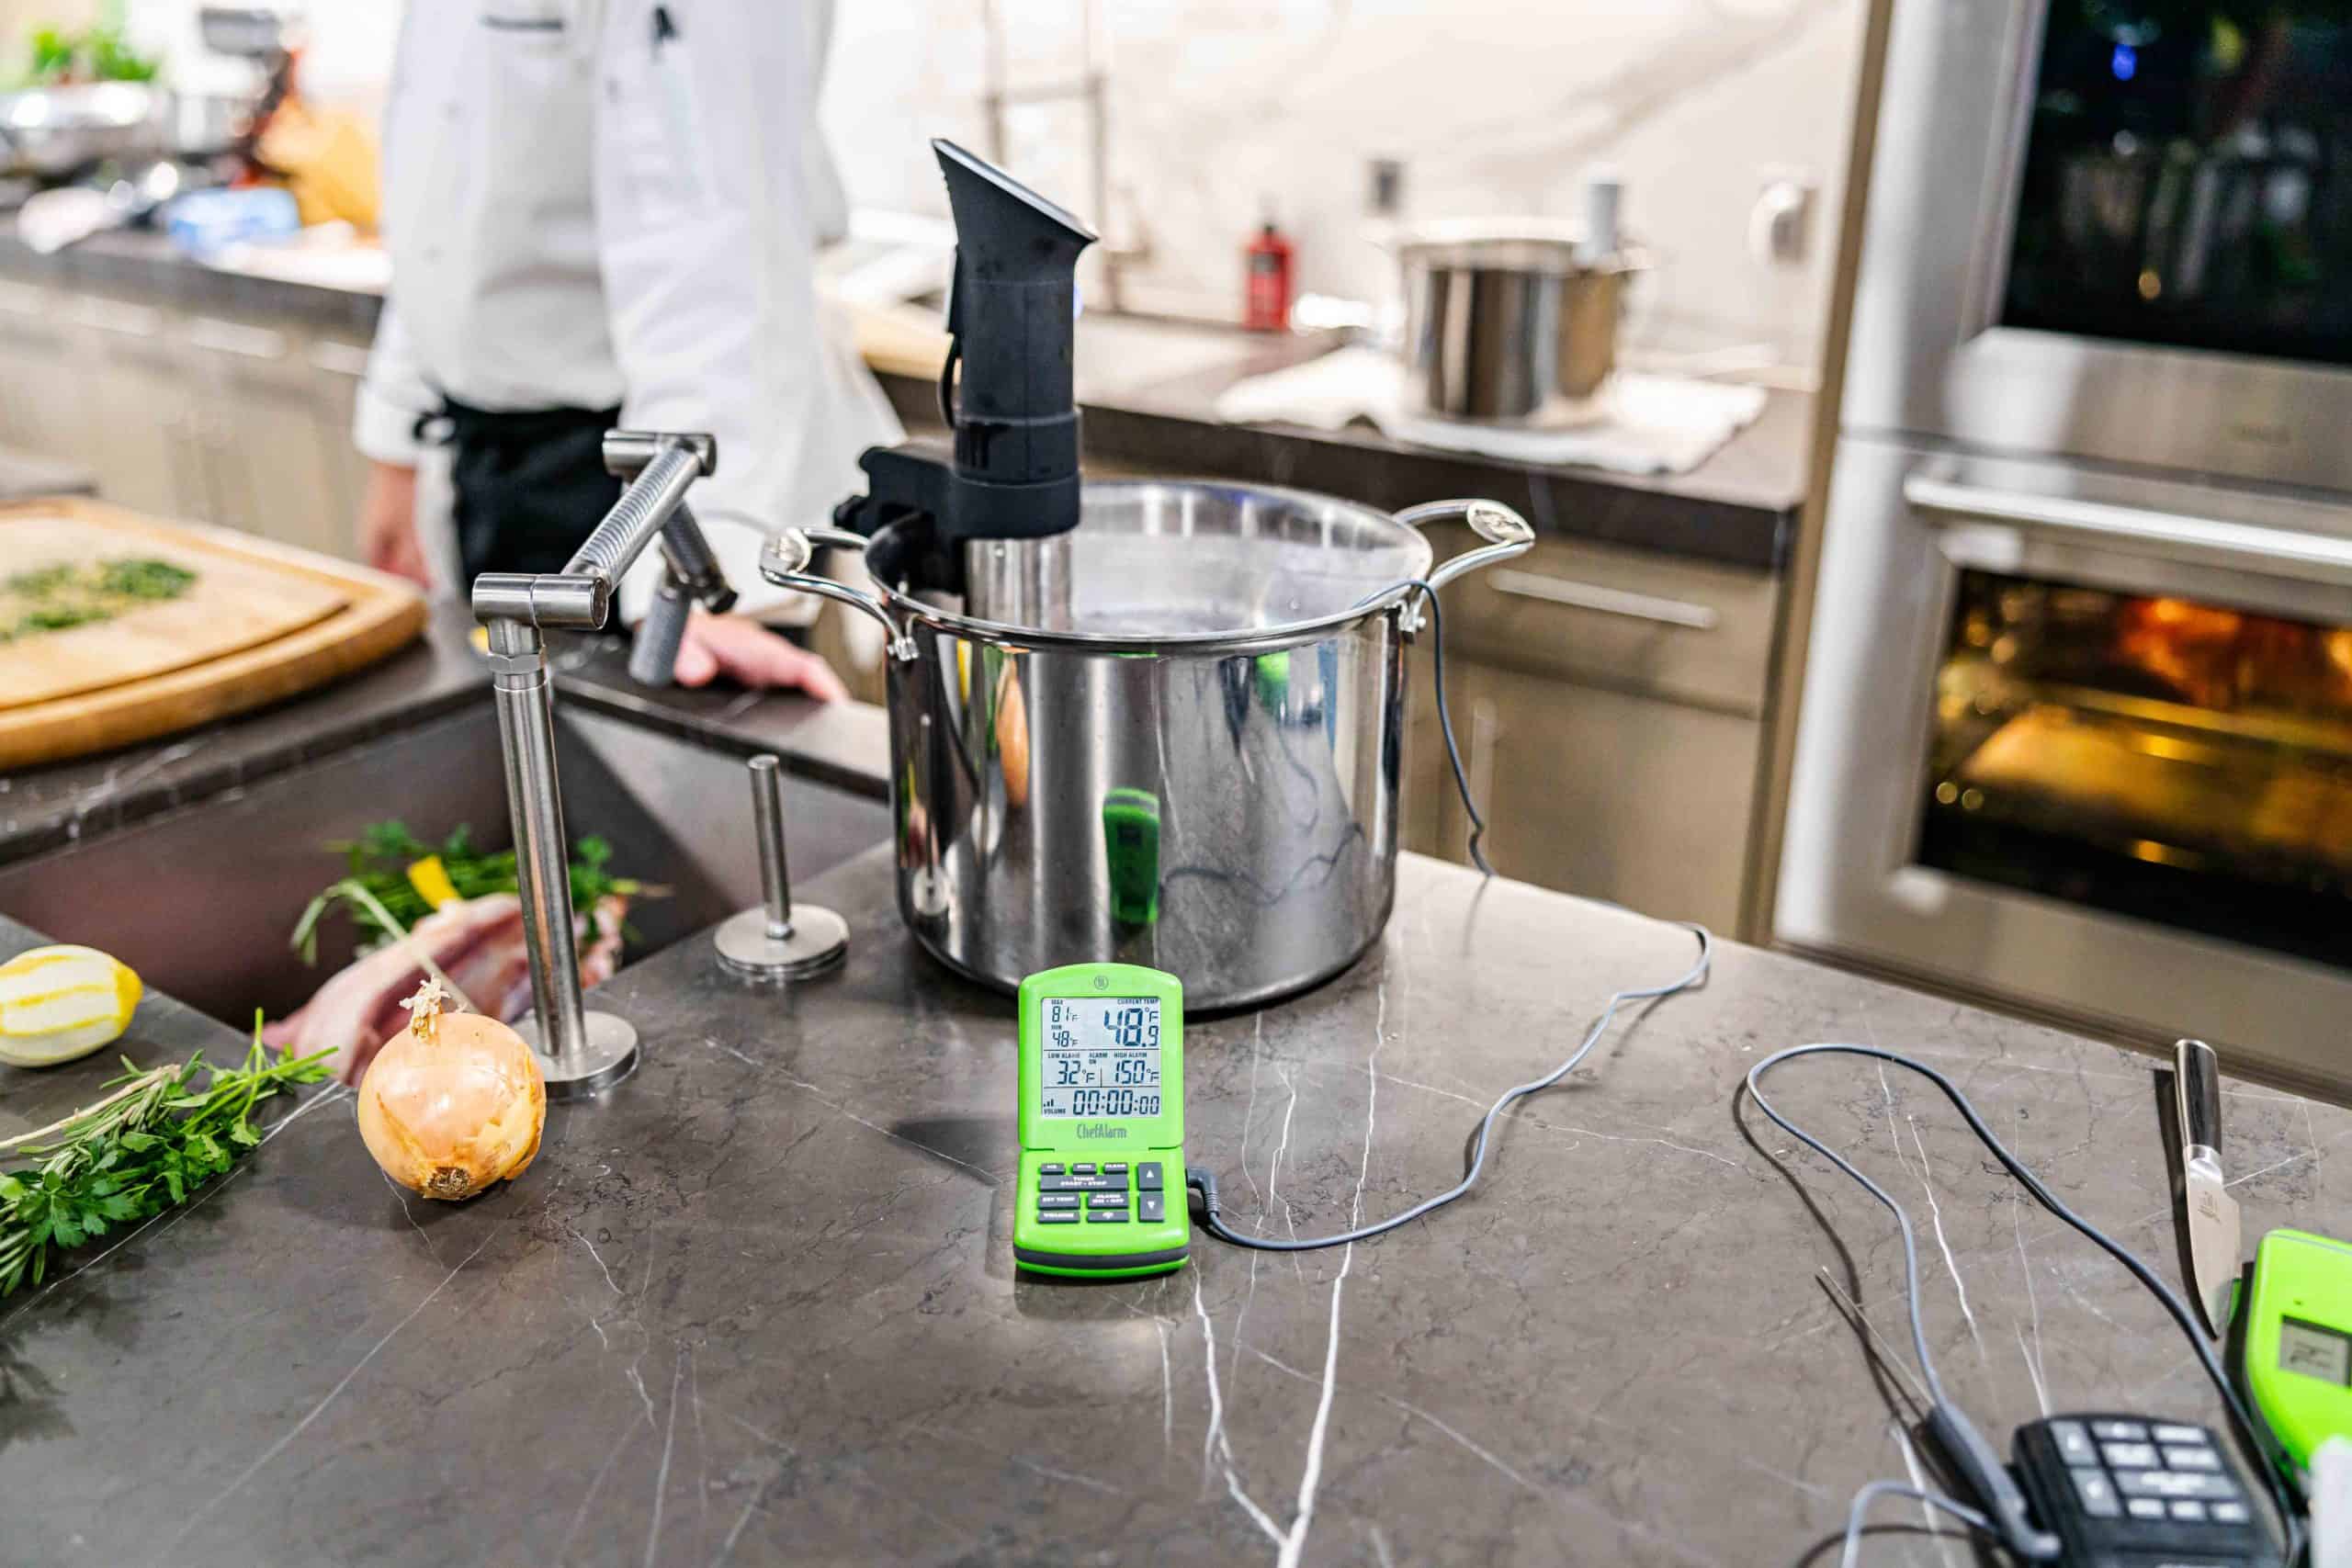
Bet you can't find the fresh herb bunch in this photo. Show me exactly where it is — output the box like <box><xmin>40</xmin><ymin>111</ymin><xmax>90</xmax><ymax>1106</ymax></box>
<box><xmin>0</xmin><ymin>1022</ymin><xmax>330</xmax><ymax>1296</ymax></box>
<box><xmin>290</xmin><ymin>819</ymin><xmax>649</xmax><ymax>964</ymax></box>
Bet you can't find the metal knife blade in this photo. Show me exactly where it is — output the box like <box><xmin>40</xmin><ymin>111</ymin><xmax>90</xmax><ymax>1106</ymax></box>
<box><xmin>2175</xmin><ymin>1038</ymin><xmax>2242</xmax><ymax>1338</ymax></box>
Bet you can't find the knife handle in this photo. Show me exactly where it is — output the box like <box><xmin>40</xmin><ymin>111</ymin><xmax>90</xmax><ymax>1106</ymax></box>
<box><xmin>2176</xmin><ymin>1038</ymin><xmax>2222</xmax><ymax>1156</ymax></box>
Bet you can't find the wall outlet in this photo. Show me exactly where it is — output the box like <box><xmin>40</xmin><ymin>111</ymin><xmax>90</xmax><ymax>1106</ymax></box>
<box><xmin>1750</xmin><ymin>167</ymin><xmax>1817</xmax><ymax>267</ymax></box>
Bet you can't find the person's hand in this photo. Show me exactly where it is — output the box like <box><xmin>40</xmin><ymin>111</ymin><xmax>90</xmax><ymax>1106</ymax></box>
<box><xmin>358</xmin><ymin>460</ymin><xmax>429</xmax><ymax>587</ymax></box>
<box><xmin>673</xmin><ymin>610</ymin><xmax>849</xmax><ymax>700</ymax></box>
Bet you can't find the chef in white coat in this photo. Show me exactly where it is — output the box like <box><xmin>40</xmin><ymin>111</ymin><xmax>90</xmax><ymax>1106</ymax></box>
<box><xmin>352</xmin><ymin>0</ymin><xmax>899</xmax><ymax>694</ymax></box>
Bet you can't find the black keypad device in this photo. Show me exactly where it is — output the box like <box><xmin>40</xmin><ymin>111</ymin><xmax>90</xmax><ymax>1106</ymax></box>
<box><xmin>2012</xmin><ymin>1414</ymin><xmax>2276</xmax><ymax>1567</ymax></box>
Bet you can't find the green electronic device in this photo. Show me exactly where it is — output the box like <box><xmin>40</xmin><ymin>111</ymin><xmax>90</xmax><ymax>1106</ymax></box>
<box><xmin>1012</xmin><ymin>963</ymin><xmax>1188</xmax><ymax>1279</ymax></box>
<box><xmin>1101</xmin><ymin>789</ymin><xmax>1160</xmax><ymax>927</ymax></box>
<box><xmin>2240</xmin><ymin>1228</ymin><xmax>2352</xmax><ymax>1478</ymax></box>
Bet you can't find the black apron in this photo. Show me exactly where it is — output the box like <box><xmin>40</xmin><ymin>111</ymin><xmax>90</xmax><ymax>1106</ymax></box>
<box><xmin>435</xmin><ymin>399</ymin><xmax>624</xmax><ymax>583</ymax></box>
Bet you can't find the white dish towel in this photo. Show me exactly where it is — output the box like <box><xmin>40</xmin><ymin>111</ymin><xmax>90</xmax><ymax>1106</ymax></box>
<box><xmin>1211</xmin><ymin>344</ymin><xmax>1766</xmax><ymax>477</ymax></box>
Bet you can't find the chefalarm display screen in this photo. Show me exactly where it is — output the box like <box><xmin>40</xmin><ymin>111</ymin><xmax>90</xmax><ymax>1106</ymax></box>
<box><xmin>2279</xmin><ymin>1317</ymin><xmax>2352</xmax><ymax>1385</ymax></box>
<box><xmin>1037</xmin><ymin>997</ymin><xmax>1162</xmax><ymax>1119</ymax></box>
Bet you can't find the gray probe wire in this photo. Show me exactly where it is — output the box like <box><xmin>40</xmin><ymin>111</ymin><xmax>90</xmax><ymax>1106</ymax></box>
<box><xmin>1747</xmin><ymin>1043</ymin><xmax>2307</xmax><ymax>1566</ymax></box>
<box><xmin>1186</xmin><ymin>921</ymin><xmax>1713</xmax><ymax>1252</ymax></box>
<box><xmin>1838</xmin><ymin>1482</ymin><xmax>1996</xmax><ymax>1568</ymax></box>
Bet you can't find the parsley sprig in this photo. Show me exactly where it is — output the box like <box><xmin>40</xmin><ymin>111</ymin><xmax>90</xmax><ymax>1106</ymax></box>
<box><xmin>0</xmin><ymin>1020</ymin><xmax>330</xmax><ymax>1297</ymax></box>
<box><xmin>290</xmin><ymin>820</ymin><xmax>650</xmax><ymax>964</ymax></box>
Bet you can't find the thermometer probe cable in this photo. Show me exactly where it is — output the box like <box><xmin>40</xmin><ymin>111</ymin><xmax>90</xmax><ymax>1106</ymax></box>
<box><xmin>1183</xmin><ymin>920</ymin><xmax>1713</xmax><ymax>1253</ymax></box>
<box><xmin>1744</xmin><ymin>1043</ymin><xmax>2307</xmax><ymax>1567</ymax></box>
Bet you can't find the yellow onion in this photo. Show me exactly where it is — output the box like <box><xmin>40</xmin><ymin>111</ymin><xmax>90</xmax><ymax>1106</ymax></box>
<box><xmin>357</xmin><ymin>991</ymin><xmax>545</xmax><ymax>1201</ymax></box>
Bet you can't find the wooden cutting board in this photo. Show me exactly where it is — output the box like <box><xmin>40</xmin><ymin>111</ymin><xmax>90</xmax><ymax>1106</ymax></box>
<box><xmin>0</xmin><ymin>499</ymin><xmax>426</xmax><ymax>771</ymax></box>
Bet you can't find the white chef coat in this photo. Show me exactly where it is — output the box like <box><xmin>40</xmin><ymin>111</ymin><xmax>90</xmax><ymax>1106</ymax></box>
<box><xmin>353</xmin><ymin>0</ymin><xmax>900</xmax><ymax>623</ymax></box>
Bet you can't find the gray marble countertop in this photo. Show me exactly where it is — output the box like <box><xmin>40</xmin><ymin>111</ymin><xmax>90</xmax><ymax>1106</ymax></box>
<box><xmin>2</xmin><ymin>850</ymin><xmax>2338</xmax><ymax>1566</ymax></box>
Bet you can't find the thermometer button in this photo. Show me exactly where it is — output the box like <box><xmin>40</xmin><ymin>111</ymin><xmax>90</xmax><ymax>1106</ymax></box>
<box><xmin>1086</xmin><ymin>1193</ymin><xmax>1129</xmax><ymax>1209</ymax></box>
<box><xmin>1071</xmin><ymin>1163</ymin><xmax>1097</xmax><ymax>1176</ymax></box>
<box><xmin>1086</xmin><ymin>1208</ymin><xmax>1129</xmax><ymax>1224</ymax></box>
<box><xmin>1039</xmin><ymin>1163</ymin><xmax>1065</xmax><ymax>1176</ymax></box>
<box><xmin>1037</xmin><ymin>1194</ymin><xmax>1080</xmax><ymax>1210</ymax></box>
<box><xmin>1102</xmin><ymin>1162</ymin><xmax>1129</xmax><ymax>1176</ymax></box>
<box><xmin>1136</xmin><ymin>1163</ymin><xmax>1164</xmax><ymax>1191</ymax></box>
<box><xmin>1137</xmin><ymin>1192</ymin><xmax>1167</xmax><ymax>1224</ymax></box>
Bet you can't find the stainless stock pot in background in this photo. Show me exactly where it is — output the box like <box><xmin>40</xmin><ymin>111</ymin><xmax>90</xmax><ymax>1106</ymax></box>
<box><xmin>1396</xmin><ymin>220</ymin><xmax>1645</xmax><ymax>429</ymax></box>
<box><xmin>762</xmin><ymin>479</ymin><xmax>1532</xmax><ymax>1010</ymax></box>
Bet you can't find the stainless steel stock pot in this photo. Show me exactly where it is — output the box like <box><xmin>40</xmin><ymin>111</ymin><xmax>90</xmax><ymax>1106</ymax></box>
<box><xmin>761</xmin><ymin>479</ymin><xmax>1532</xmax><ymax>1010</ymax></box>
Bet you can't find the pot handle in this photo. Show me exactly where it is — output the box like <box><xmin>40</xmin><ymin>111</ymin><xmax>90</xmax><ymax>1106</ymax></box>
<box><xmin>759</xmin><ymin>528</ymin><xmax>918</xmax><ymax>663</ymax></box>
<box><xmin>1396</xmin><ymin>499</ymin><xmax>1537</xmax><ymax>596</ymax></box>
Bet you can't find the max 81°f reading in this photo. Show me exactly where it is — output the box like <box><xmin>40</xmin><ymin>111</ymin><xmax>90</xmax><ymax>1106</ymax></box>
<box><xmin>1037</xmin><ymin>997</ymin><xmax>1162</xmax><ymax>1119</ymax></box>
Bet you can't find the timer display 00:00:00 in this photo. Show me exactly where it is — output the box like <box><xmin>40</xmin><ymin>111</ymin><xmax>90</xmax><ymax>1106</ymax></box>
<box><xmin>1065</xmin><ymin>1089</ymin><xmax>1159</xmax><ymax>1117</ymax></box>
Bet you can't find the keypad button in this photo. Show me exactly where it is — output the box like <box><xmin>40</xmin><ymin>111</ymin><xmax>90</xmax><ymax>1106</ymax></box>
<box><xmin>1102</xmin><ymin>1162</ymin><xmax>1129</xmax><ymax>1175</ymax></box>
<box><xmin>2167</xmin><ymin>1500</ymin><xmax>2209</xmax><ymax>1523</ymax></box>
<box><xmin>1071</xmin><ymin>1163</ymin><xmax>1097</xmax><ymax>1176</ymax></box>
<box><xmin>1037</xmin><ymin>1193</ymin><xmax>1080</xmax><ymax>1209</ymax></box>
<box><xmin>1137</xmin><ymin>1192</ymin><xmax>1167</xmax><ymax>1224</ymax></box>
<box><xmin>1039</xmin><ymin>1163</ymin><xmax>1066</xmax><ymax>1176</ymax></box>
<box><xmin>1035</xmin><ymin>1212</ymin><xmax>1080</xmax><ymax>1224</ymax></box>
<box><xmin>1086</xmin><ymin>1207</ymin><xmax>1128</xmax><ymax>1223</ymax></box>
<box><xmin>1136</xmin><ymin>1162</ymin><xmax>1164</xmax><ymax>1191</ymax></box>
<box><xmin>2069</xmin><ymin>1469</ymin><xmax>2120</xmax><ymax>1517</ymax></box>
<box><xmin>2101</xmin><ymin>1442</ymin><xmax>2158</xmax><ymax>1469</ymax></box>
<box><xmin>2211</xmin><ymin>1501</ymin><xmax>2250</xmax><ymax>1524</ymax></box>
<box><xmin>2125</xmin><ymin>1498</ymin><xmax>2166</xmax><ymax>1521</ymax></box>
<box><xmin>1039</xmin><ymin>1175</ymin><xmax>1123</xmax><ymax>1193</ymax></box>
<box><xmin>2151</xmin><ymin>1424</ymin><xmax>2205</xmax><ymax>1445</ymax></box>
<box><xmin>2049</xmin><ymin>1421</ymin><xmax>2096</xmax><ymax>1464</ymax></box>
<box><xmin>2091</xmin><ymin>1419</ymin><xmax>2150</xmax><ymax>1441</ymax></box>
<box><xmin>2114</xmin><ymin>1470</ymin><xmax>2235</xmax><ymax>1501</ymax></box>
<box><xmin>2162</xmin><ymin>1445</ymin><xmax>2221</xmax><ymax>1472</ymax></box>
<box><xmin>1086</xmin><ymin>1192</ymin><xmax>1129</xmax><ymax>1209</ymax></box>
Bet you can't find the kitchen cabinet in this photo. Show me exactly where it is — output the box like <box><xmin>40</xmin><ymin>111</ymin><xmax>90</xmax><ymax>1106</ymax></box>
<box><xmin>1427</xmin><ymin>659</ymin><xmax>1759</xmax><ymax>931</ymax></box>
<box><xmin>0</xmin><ymin>275</ymin><xmax>364</xmax><ymax>559</ymax></box>
<box><xmin>182</xmin><ymin>314</ymin><xmax>355</xmax><ymax>559</ymax></box>
<box><xmin>62</xmin><ymin>293</ymin><xmax>198</xmax><ymax>520</ymax></box>
<box><xmin>1402</xmin><ymin>526</ymin><xmax>1781</xmax><ymax>932</ymax></box>
<box><xmin>0</xmin><ymin>279</ymin><xmax>92</xmax><ymax>465</ymax></box>
<box><xmin>305</xmin><ymin>334</ymin><xmax>376</xmax><ymax>538</ymax></box>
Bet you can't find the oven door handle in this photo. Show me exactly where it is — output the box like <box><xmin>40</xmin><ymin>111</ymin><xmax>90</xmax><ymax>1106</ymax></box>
<box><xmin>1905</xmin><ymin>473</ymin><xmax>2352</xmax><ymax>586</ymax></box>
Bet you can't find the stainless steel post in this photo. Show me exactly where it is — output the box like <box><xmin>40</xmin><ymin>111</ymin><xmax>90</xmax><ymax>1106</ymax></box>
<box><xmin>483</xmin><ymin>619</ymin><xmax>639</xmax><ymax>1097</ymax></box>
<box><xmin>713</xmin><ymin>753</ymin><xmax>849</xmax><ymax>981</ymax></box>
<box><xmin>472</xmin><ymin>429</ymin><xmax>723</xmax><ymax>1096</ymax></box>
<box><xmin>750</xmin><ymin>754</ymin><xmax>797</xmax><ymax>937</ymax></box>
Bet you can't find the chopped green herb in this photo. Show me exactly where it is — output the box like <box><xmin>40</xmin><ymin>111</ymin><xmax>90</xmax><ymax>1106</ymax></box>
<box><xmin>0</xmin><ymin>557</ymin><xmax>198</xmax><ymax>643</ymax></box>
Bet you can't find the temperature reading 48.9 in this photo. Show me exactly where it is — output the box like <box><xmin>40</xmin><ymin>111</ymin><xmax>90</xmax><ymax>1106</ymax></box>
<box><xmin>1037</xmin><ymin>997</ymin><xmax>1162</xmax><ymax>1119</ymax></box>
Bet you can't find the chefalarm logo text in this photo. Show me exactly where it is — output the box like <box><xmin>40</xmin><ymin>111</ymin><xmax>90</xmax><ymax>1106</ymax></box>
<box><xmin>1075</xmin><ymin>1122</ymin><xmax>1127</xmax><ymax>1140</ymax></box>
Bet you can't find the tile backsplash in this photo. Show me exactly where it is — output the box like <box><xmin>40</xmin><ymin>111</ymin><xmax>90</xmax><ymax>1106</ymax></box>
<box><xmin>823</xmin><ymin>0</ymin><xmax>1864</xmax><ymax>371</ymax></box>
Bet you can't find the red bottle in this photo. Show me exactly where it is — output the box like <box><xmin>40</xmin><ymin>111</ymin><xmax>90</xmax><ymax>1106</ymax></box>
<box><xmin>1243</xmin><ymin>219</ymin><xmax>1294</xmax><ymax>333</ymax></box>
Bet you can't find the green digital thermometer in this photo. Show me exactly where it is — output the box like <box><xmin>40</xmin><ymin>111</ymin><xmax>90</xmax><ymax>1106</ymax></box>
<box><xmin>1012</xmin><ymin>963</ymin><xmax>1188</xmax><ymax>1279</ymax></box>
<box><xmin>2240</xmin><ymin>1228</ymin><xmax>2352</xmax><ymax>1478</ymax></box>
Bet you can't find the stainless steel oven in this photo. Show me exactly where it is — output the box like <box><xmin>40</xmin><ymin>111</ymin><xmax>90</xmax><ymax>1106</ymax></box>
<box><xmin>1780</xmin><ymin>0</ymin><xmax>2352</xmax><ymax>1091</ymax></box>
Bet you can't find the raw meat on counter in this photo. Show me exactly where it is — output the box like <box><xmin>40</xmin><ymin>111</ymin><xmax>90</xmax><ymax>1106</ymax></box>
<box><xmin>265</xmin><ymin>892</ymin><xmax>628</xmax><ymax>1084</ymax></box>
